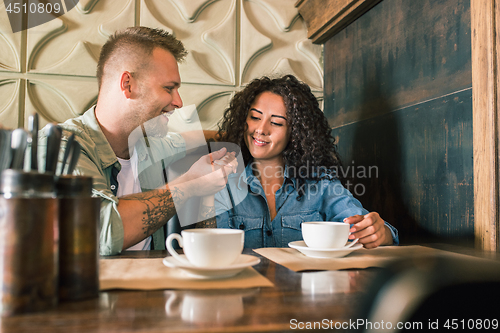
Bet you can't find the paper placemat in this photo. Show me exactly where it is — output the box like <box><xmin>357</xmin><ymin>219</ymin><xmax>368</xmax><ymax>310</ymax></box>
<box><xmin>253</xmin><ymin>245</ymin><xmax>471</xmax><ymax>272</ymax></box>
<box><xmin>100</xmin><ymin>258</ymin><xmax>273</xmax><ymax>290</ymax></box>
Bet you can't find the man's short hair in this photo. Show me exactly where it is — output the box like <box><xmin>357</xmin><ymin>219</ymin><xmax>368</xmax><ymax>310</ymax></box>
<box><xmin>96</xmin><ymin>27</ymin><xmax>188</xmax><ymax>90</ymax></box>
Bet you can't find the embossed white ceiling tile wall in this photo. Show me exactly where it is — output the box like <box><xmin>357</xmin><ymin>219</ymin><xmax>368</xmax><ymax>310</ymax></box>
<box><xmin>239</xmin><ymin>0</ymin><xmax>272</xmax><ymax>84</ymax></box>
<box><xmin>252</xmin><ymin>0</ymin><xmax>299</xmax><ymax>32</ymax></box>
<box><xmin>0</xmin><ymin>15</ymin><xmax>21</xmax><ymax>72</ymax></box>
<box><xmin>178</xmin><ymin>84</ymin><xmax>234</xmax><ymax>130</ymax></box>
<box><xmin>240</xmin><ymin>0</ymin><xmax>323</xmax><ymax>91</ymax></box>
<box><xmin>201</xmin><ymin>2</ymin><xmax>237</xmax><ymax>85</ymax></box>
<box><xmin>0</xmin><ymin>2</ymin><xmax>22</xmax><ymax>127</ymax></box>
<box><xmin>0</xmin><ymin>78</ymin><xmax>21</xmax><ymax>128</ymax></box>
<box><xmin>0</xmin><ymin>0</ymin><xmax>323</xmax><ymax>130</ymax></box>
<box><xmin>196</xmin><ymin>93</ymin><xmax>233</xmax><ymax>130</ymax></box>
<box><xmin>27</xmin><ymin>0</ymin><xmax>134</xmax><ymax>76</ymax></box>
<box><xmin>141</xmin><ymin>0</ymin><xmax>237</xmax><ymax>86</ymax></box>
<box><xmin>76</xmin><ymin>0</ymin><xmax>100</xmax><ymax>14</ymax></box>
<box><xmin>169</xmin><ymin>0</ymin><xmax>218</xmax><ymax>22</ymax></box>
<box><xmin>24</xmin><ymin>78</ymin><xmax>98</xmax><ymax>128</ymax></box>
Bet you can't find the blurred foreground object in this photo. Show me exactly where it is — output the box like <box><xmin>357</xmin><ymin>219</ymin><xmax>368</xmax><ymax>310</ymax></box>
<box><xmin>356</xmin><ymin>251</ymin><xmax>500</xmax><ymax>332</ymax></box>
<box><xmin>0</xmin><ymin>169</ymin><xmax>58</xmax><ymax>316</ymax></box>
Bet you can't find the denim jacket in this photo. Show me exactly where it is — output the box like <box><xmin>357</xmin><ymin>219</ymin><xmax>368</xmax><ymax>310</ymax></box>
<box><xmin>215</xmin><ymin>162</ymin><xmax>399</xmax><ymax>248</ymax></box>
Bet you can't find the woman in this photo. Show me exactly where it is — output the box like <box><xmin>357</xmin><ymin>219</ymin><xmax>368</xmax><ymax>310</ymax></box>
<box><xmin>214</xmin><ymin>75</ymin><xmax>398</xmax><ymax>249</ymax></box>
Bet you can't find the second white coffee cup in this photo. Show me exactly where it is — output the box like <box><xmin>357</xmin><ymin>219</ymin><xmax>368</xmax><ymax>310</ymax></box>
<box><xmin>302</xmin><ymin>221</ymin><xmax>356</xmax><ymax>249</ymax></box>
<box><xmin>166</xmin><ymin>229</ymin><xmax>244</xmax><ymax>268</ymax></box>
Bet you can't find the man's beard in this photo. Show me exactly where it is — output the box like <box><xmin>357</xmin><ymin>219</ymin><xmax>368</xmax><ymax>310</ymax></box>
<box><xmin>141</xmin><ymin>114</ymin><xmax>169</xmax><ymax>138</ymax></box>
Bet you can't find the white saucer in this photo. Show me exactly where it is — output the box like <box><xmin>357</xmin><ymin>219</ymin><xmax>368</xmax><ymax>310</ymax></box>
<box><xmin>288</xmin><ymin>241</ymin><xmax>363</xmax><ymax>259</ymax></box>
<box><xmin>162</xmin><ymin>254</ymin><xmax>260</xmax><ymax>279</ymax></box>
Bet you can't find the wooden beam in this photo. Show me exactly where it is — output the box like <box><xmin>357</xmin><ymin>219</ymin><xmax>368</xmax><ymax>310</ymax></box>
<box><xmin>471</xmin><ymin>0</ymin><xmax>500</xmax><ymax>251</ymax></box>
<box><xmin>295</xmin><ymin>0</ymin><xmax>381</xmax><ymax>44</ymax></box>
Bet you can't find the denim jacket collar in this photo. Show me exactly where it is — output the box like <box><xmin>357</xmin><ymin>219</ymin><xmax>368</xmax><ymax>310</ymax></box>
<box><xmin>237</xmin><ymin>160</ymin><xmax>297</xmax><ymax>192</ymax></box>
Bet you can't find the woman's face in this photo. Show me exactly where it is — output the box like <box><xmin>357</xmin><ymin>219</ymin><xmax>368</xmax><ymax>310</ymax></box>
<box><xmin>244</xmin><ymin>91</ymin><xmax>291</xmax><ymax>163</ymax></box>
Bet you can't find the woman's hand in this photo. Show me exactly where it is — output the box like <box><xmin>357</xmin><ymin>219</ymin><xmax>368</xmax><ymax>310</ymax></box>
<box><xmin>175</xmin><ymin>148</ymin><xmax>237</xmax><ymax>196</ymax></box>
<box><xmin>344</xmin><ymin>212</ymin><xmax>393</xmax><ymax>249</ymax></box>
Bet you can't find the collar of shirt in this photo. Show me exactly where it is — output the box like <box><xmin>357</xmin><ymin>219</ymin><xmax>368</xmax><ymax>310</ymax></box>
<box><xmin>79</xmin><ymin>106</ymin><xmax>120</xmax><ymax>172</ymax></box>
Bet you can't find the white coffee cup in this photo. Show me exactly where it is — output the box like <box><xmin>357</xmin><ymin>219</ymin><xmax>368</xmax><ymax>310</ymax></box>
<box><xmin>301</xmin><ymin>221</ymin><xmax>357</xmax><ymax>249</ymax></box>
<box><xmin>166</xmin><ymin>229</ymin><xmax>244</xmax><ymax>268</ymax></box>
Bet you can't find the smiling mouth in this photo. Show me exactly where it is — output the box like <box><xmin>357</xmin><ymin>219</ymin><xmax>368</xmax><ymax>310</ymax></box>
<box><xmin>161</xmin><ymin>110</ymin><xmax>174</xmax><ymax>119</ymax></box>
<box><xmin>252</xmin><ymin>136</ymin><xmax>269</xmax><ymax>146</ymax></box>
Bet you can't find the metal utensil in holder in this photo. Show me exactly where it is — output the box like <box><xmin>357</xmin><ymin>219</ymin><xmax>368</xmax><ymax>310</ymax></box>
<box><xmin>0</xmin><ymin>169</ymin><xmax>58</xmax><ymax>316</ymax></box>
<box><xmin>55</xmin><ymin>175</ymin><xmax>100</xmax><ymax>301</ymax></box>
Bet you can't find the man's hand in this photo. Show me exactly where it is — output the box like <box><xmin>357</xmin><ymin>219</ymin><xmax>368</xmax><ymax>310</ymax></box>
<box><xmin>344</xmin><ymin>212</ymin><xmax>393</xmax><ymax>249</ymax></box>
<box><xmin>176</xmin><ymin>147</ymin><xmax>237</xmax><ymax>196</ymax></box>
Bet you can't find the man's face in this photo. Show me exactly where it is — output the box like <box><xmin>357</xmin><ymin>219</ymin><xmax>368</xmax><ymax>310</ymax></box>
<box><xmin>131</xmin><ymin>48</ymin><xmax>183</xmax><ymax>137</ymax></box>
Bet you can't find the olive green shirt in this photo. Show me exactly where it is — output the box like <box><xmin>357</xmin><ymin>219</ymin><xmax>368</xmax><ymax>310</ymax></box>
<box><xmin>38</xmin><ymin>107</ymin><xmax>186</xmax><ymax>255</ymax></box>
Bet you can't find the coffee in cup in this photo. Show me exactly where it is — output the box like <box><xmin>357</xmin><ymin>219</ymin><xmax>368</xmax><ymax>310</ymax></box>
<box><xmin>302</xmin><ymin>221</ymin><xmax>355</xmax><ymax>249</ymax></box>
<box><xmin>166</xmin><ymin>229</ymin><xmax>244</xmax><ymax>268</ymax></box>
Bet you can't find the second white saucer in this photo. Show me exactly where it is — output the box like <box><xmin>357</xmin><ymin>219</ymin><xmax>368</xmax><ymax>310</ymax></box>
<box><xmin>288</xmin><ymin>241</ymin><xmax>363</xmax><ymax>259</ymax></box>
<box><xmin>163</xmin><ymin>254</ymin><xmax>260</xmax><ymax>279</ymax></box>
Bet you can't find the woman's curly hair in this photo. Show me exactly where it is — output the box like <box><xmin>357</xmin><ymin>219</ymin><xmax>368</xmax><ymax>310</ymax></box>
<box><xmin>217</xmin><ymin>75</ymin><xmax>343</xmax><ymax>187</ymax></box>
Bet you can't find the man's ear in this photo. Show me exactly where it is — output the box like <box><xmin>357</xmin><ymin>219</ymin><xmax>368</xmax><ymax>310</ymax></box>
<box><xmin>120</xmin><ymin>71</ymin><xmax>134</xmax><ymax>99</ymax></box>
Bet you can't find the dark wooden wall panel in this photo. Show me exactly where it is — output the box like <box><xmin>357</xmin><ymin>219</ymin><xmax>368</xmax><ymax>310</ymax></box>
<box><xmin>325</xmin><ymin>0</ymin><xmax>471</xmax><ymax>127</ymax></box>
<box><xmin>325</xmin><ymin>0</ymin><xmax>473</xmax><ymax>245</ymax></box>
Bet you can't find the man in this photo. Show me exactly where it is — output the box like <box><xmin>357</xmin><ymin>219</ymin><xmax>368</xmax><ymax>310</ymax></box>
<box><xmin>39</xmin><ymin>27</ymin><xmax>235</xmax><ymax>255</ymax></box>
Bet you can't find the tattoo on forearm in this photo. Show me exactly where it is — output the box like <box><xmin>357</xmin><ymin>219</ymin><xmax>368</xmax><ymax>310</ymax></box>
<box><xmin>200</xmin><ymin>203</ymin><xmax>215</xmax><ymax>219</ymax></box>
<box><xmin>195</xmin><ymin>217</ymin><xmax>217</xmax><ymax>228</ymax></box>
<box><xmin>170</xmin><ymin>186</ymin><xmax>185</xmax><ymax>202</ymax></box>
<box><xmin>193</xmin><ymin>203</ymin><xmax>216</xmax><ymax>229</ymax></box>
<box><xmin>121</xmin><ymin>186</ymin><xmax>185</xmax><ymax>236</ymax></box>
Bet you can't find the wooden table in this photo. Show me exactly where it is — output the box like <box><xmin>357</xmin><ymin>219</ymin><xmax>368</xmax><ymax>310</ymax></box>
<box><xmin>1</xmin><ymin>249</ymin><xmax>380</xmax><ymax>332</ymax></box>
<box><xmin>2</xmin><ymin>246</ymin><xmax>499</xmax><ymax>333</ymax></box>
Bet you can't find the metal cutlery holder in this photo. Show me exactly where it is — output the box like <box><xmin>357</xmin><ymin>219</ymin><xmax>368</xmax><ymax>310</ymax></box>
<box><xmin>1</xmin><ymin>117</ymin><xmax>99</xmax><ymax>315</ymax></box>
<box><xmin>0</xmin><ymin>169</ymin><xmax>58</xmax><ymax>316</ymax></box>
<box><xmin>55</xmin><ymin>175</ymin><xmax>100</xmax><ymax>302</ymax></box>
